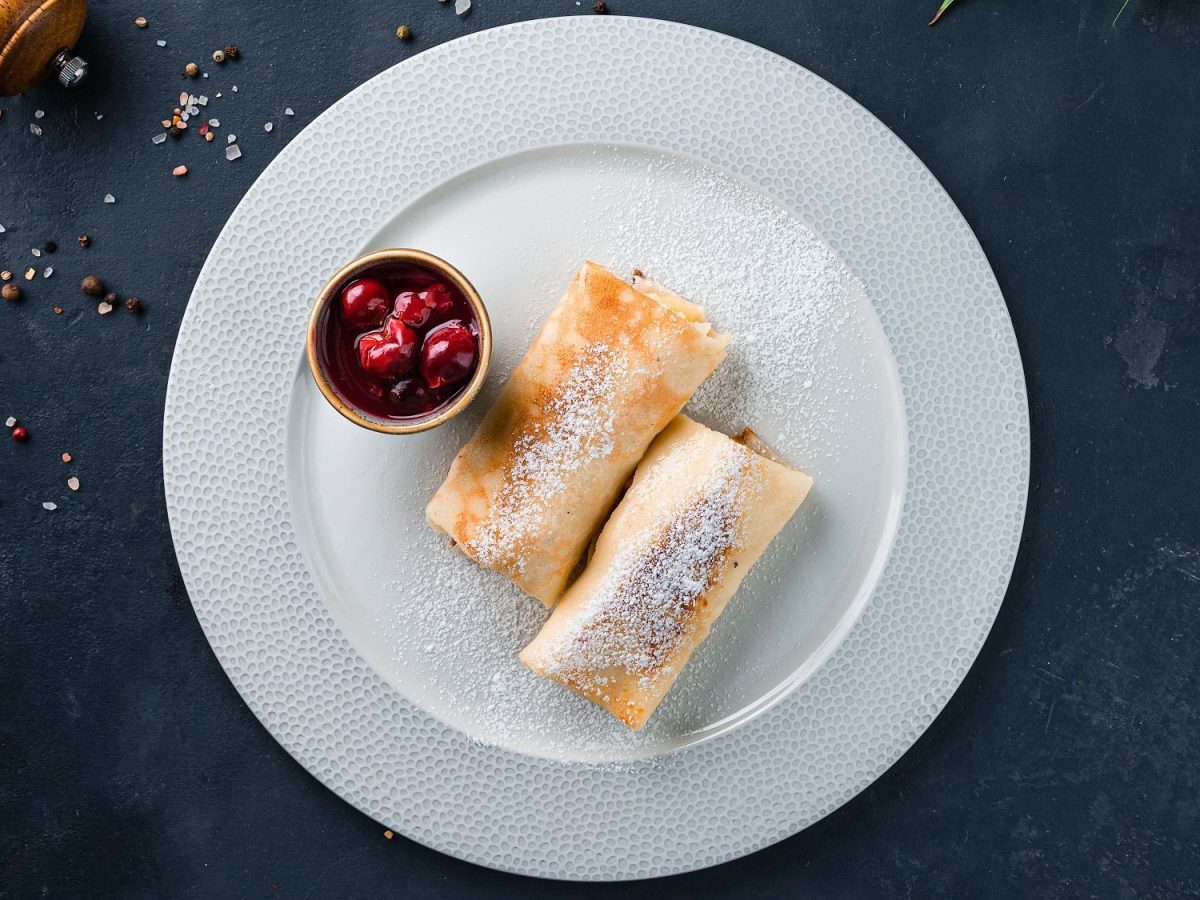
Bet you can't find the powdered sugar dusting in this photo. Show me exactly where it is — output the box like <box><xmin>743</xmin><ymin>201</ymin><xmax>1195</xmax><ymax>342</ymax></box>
<box><xmin>532</xmin><ymin>438</ymin><xmax>757</xmax><ymax>700</ymax></box>
<box><xmin>466</xmin><ymin>342</ymin><xmax>627</xmax><ymax>572</ymax></box>
<box><xmin>589</xmin><ymin>153</ymin><xmax>874</xmax><ymax>469</ymax></box>
<box><xmin>323</xmin><ymin>146</ymin><xmax>900</xmax><ymax>763</ymax></box>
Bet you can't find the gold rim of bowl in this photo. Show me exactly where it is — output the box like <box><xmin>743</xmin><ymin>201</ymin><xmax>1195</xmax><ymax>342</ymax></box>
<box><xmin>305</xmin><ymin>248</ymin><xmax>492</xmax><ymax>434</ymax></box>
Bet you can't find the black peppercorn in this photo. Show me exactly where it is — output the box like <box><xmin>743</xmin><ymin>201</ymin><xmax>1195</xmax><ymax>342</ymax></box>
<box><xmin>81</xmin><ymin>275</ymin><xmax>104</xmax><ymax>296</ymax></box>
<box><xmin>103</xmin><ymin>291</ymin><xmax>119</xmax><ymax>306</ymax></box>
<box><xmin>125</xmin><ymin>296</ymin><xmax>142</xmax><ymax>314</ymax></box>
<box><xmin>77</xmin><ymin>234</ymin><xmax>91</xmax><ymax>248</ymax></box>
<box><xmin>43</xmin><ymin>240</ymin><xmax>57</xmax><ymax>254</ymax></box>
<box><xmin>593</xmin><ymin>0</ymin><xmax>608</xmax><ymax>12</ymax></box>
<box><xmin>224</xmin><ymin>44</ymin><xmax>240</xmax><ymax>60</ymax></box>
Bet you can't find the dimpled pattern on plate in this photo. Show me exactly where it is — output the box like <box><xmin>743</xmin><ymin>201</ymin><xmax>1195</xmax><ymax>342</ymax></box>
<box><xmin>163</xmin><ymin>17</ymin><xmax>1029</xmax><ymax>880</ymax></box>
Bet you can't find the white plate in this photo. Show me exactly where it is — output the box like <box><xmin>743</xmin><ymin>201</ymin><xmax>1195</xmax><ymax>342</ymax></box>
<box><xmin>165</xmin><ymin>17</ymin><xmax>1028</xmax><ymax>880</ymax></box>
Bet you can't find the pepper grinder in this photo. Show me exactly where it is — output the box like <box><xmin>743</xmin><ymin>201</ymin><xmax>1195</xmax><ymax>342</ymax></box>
<box><xmin>0</xmin><ymin>0</ymin><xmax>88</xmax><ymax>96</ymax></box>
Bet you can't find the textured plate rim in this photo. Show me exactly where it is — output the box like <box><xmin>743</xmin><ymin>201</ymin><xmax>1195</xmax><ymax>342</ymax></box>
<box><xmin>164</xmin><ymin>16</ymin><xmax>1029</xmax><ymax>881</ymax></box>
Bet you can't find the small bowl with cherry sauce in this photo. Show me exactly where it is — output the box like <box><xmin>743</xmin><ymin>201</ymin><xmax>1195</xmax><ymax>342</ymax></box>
<box><xmin>306</xmin><ymin>249</ymin><xmax>492</xmax><ymax>433</ymax></box>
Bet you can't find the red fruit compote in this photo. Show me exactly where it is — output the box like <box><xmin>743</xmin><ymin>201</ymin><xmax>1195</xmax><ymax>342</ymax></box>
<box><xmin>314</xmin><ymin>258</ymin><xmax>484</xmax><ymax>424</ymax></box>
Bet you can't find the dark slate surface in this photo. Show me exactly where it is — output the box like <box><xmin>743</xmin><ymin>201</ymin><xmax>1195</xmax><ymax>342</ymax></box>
<box><xmin>2</xmin><ymin>1</ymin><xmax>1198</xmax><ymax>897</ymax></box>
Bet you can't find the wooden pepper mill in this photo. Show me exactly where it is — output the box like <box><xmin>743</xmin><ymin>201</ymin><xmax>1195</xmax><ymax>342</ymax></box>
<box><xmin>0</xmin><ymin>0</ymin><xmax>88</xmax><ymax>96</ymax></box>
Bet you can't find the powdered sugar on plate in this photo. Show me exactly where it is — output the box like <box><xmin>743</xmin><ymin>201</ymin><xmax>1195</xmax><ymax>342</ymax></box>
<box><xmin>305</xmin><ymin>146</ymin><xmax>899</xmax><ymax>763</ymax></box>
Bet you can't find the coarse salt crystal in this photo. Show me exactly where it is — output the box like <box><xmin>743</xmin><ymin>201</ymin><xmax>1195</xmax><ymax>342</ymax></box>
<box><xmin>208</xmin><ymin>118</ymin><xmax>220</xmax><ymax>127</ymax></box>
<box><xmin>95</xmin><ymin>113</ymin><xmax>103</xmax><ymax>121</ymax></box>
<box><xmin>180</xmin><ymin>91</ymin><xmax>189</xmax><ymax>105</ymax></box>
<box><xmin>225</xmin><ymin>144</ymin><xmax>242</xmax><ymax>161</ymax></box>
<box><xmin>0</xmin><ymin>224</ymin><xmax>5</xmax><ymax>233</ymax></box>
<box><xmin>152</xmin><ymin>133</ymin><xmax>167</xmax><ymax>144</ymax></box>
<box><xmin>104</xmin><ymin>194</ymin><xmax>116</xmax><ymax>203</ymax></box>
<box><xmin>156</xmin><ymin>39</ymin><xmax>166</xmax><ymax>47</ymax></box>
<box><xmin>67</xmin><ymin>477</ymin><xmax>80</xmax><ymax>491</ymax></box>
<box><xmin>34</xmin><ymin>109</ymin><xmax>44</xmax><ymax>119</ymax></box>
<box><xmin>172</xmin><ymin>165</ymin><xmax>188</xmax><ymax>177</ymax></box>
<box><xmin>231</xmin><ymin>85</ymin><xmax>238</xmax><ymax>92</ymax></box>
<box><xmin>4</xmin><ymin>416</ymin><xmax>15</xmax><ymax>427</ymax></box>
<box><xmin>31</xmin><ymin>247</ymin><xmax>40</xmax><ymax>257</ymax></box>
<box><xmin>30</xmin><ymin>123</ymin><xmax>42</xmax><ymax>136</ymax></box>
<box><xmin>264</xmin><ymin>122</ymin><xmax>273</xmax><ymax>132</ymax></box>
<box><xmin>215</xmin><ymin>92</ymin><xmax>223</xmax><ymax>98</ymax></box>
<box><xmin>43</xmin><ymin>267</ymin><xmax>53</xmax><ymax>278</ymax></box>
<box><xmin>42</xmin><ymin>502</ymin><xmax>57</xmax><ymax>511</ymax></box>
<box><xmin>456</xmin><ymin>0</ymin><xmax>471</xmax><ymax>12</ymax></box>
<box><xmin>198</xmin><ymin>95</ymin><xmax>208</xmax><ymax>106</ymax></box>
<box><xmin>227</xmin><ymin>134</ymin><xmax>236</xmax><ymax>144</ymax></box>
<box><xmin>285</xmin><ymin>107</ymin><xmax>294</xmax><ymax>116</ymax></box>
<box><xmin>98</xmin><ymin>301</ymin><xmax>113</xmax><ymax>315</ymax></box>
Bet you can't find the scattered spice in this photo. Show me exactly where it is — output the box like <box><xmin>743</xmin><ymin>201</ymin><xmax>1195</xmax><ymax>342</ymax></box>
<box><xmin>395</xmin><ymin>24</ymin><xmax>412</xmax><ymax>40</ymax></box>
<box><xmin>43</xmin><ymin>240</ymin><xmax>56</xmax><ymax>253</ymax></box>
<box><xmin>224</xmin><ymin>44</ymin><xmax>240</xmax><ymax>59</ymax></box>
<box><xmin>125</xmin><ymin>296</ymin><xmax>142</xmax><ymax>313</ymax></box>
<box><xmin>97</xmin><ymin>300</ymin><xmax>114</xmax><ymax>315</ymax></box>
<box><xmin>12</xmin><ymin>425</ymin><xmax>28</xmax><ymax>441</ymax></box>
<box><xmin>77</xmin><ymin>233</ymin><xmax>91</xmax><ymax>247</ymax></box>
<box><xmin>185</xmin><ymin>62</ymin><xmax>200</xmax><ymax>77</ymax></box>
<box><xmin>103</xmin><ymin>291</ymin><xmax>119</xmax><ymax>306</ymax></box>
<box><xmin>61</xmin><ymin>452</ymin><xmax>72</xmax><ymax>462</ymax></box>
<box><xmin>173</xmin><ymin>164</ymin><xmax>189</xmax><ymax>177</ymax></box>
<box><xmin>212</xmin><ymin>49</ymin><xmax>226</xmax><ymax>63</ymax></box>
<box><xmin>23</xmin><ymin>267</ymin><xmax>35</xmax><ymax>281</ymax></box>
<box><xmin>53</xmin><ymin>306</ymin><xmax>63</xmax><ymax>315</ymax></box>
<box><xmin>593</xmin><ymin>0</ymin><xmax>608</xmax><ymax>11</ymax></box>
<box><xmin>383</xmin><ymin>830</ymin><xmax>394</xmax><ymax>840</ymax></box>
<box><xmin>81</xmin><ymin>275</ymin><xmax>104</xmax><ymax>296</ymax></box>
<box><xmin>1</xmin><ymin>270</ymin><xmax>10</xmax><ymax>280</ymax></box>
<box><xmin>2</xmin><ymin>283</ymin><xmax>20</xmax><ymax>301</ymax></box>
<box><xmin>134</xmin><ymin>15</ymin><xmax>148</xmax><ymax>28</ymax></box>
<box><xmin>67</xmin><ymin>476</ymin><xmax>80</xmax><ymax>491</ymax></box>
<box><xmin>205</xmin><ymin>132</ymin><xmax>214</xmax><ymax>142</ymax></box>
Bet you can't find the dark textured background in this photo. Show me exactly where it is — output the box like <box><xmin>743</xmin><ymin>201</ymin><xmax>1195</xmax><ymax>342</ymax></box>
<box><xmin>2</xmin><ymin>1</ymin><xmax>1198</xmax><ymax>897</ymax></box>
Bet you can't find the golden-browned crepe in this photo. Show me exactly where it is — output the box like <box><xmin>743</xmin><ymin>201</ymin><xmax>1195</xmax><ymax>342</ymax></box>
<box><xmin>519</xmin><ymin>415</ymin><xmax>812</xmax><ymax>729</ymax></box>
<box><xmin>426</xmin><ymin>263</ymin><xmax>729</xmax><ymax>605</ymax></box>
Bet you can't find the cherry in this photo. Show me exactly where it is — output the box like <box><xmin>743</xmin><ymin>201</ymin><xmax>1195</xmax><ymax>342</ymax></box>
<box><xmin>388</xmin><ymin>378</ymin><xmax>437</xmax><ymax>415</ymax></box>
<box><xmin>421</xmin><ymin>283</ymin><xmax>454</xmax><ymax>316</ymax></box>
<box><xmin>420</xmin><ymin>321</ymin><xmax>477</xmax><ymax>389</ymax></box>
<box><xmin>356</xmin><ymin>320</ymin><xmax>418</xmax><ymax>379</ymax></box>
<box><xmin>392</xmin><ymin>290</ymin><xmax>432</xmax><ymax>328</ymax></box>
<box><xmin>340</xmin><ymin>278</ymin><xmax>390</xmax><ymax>328</ymax></box>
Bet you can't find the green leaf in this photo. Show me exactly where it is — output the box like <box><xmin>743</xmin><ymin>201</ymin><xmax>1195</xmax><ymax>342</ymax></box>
<box><xmin>929</xmin><ymin>0</ymin><xmax>957</xmax><ymax>26</ymax></box>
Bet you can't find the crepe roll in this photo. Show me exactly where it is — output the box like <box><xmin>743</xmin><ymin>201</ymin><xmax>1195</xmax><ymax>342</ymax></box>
<box><xmin>426</xmin><ymin>263</ymin><xmax>729</xmax><ymax>605</ymax></box>
<box><xmin>519</xmin><ymin>415</ymin><xmax>812</xmax><ymax>729</ymax></box>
